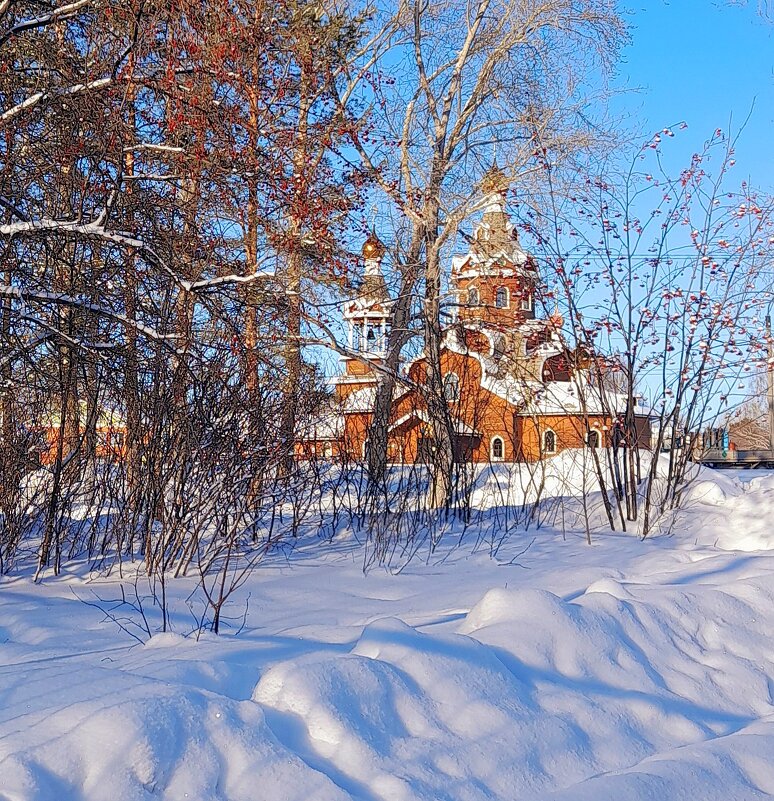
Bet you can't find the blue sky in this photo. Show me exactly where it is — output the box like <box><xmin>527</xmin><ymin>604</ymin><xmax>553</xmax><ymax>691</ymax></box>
<box><xmin>614</xmin><ymin>1</ymin><xmax>773</xmax><ymax>190</ymax></box>
<box><xmin>316</xmin><ymin>2</ymin><xmax>773</xmax><ymax>379</ymax></box>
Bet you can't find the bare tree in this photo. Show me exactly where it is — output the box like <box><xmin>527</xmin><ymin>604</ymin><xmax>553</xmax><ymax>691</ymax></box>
<box><xmin>341</xmin><ymin>0</ymin><xmax>626</xmax><ymax>508</ymax></box>
<box><xmin>526</xmin><ymin>125</ymin><xmax>774</xmax><ymax>536</ymax></box>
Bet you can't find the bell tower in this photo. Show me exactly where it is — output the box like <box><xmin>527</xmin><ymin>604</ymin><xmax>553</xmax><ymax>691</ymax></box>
<box><xmin>341</xmin><ymin>231</ymin><xmax>391</xmax><ymax>379</ymax></box>
<box><xmin>451</xmin><ymin>164</ymin><xmax>539</xmax><ymax>332</ymax></box>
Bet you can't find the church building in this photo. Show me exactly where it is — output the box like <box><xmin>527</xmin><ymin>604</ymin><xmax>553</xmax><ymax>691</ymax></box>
<box><xmin>299</xmin><ymin>168</ymin><xmax>651</xmax><ymax>463</ymax></box>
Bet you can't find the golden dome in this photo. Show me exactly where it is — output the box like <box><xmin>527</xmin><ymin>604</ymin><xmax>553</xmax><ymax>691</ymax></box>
<box><xmin>362</xmin><ymin>231</ymin><xmax>386</xmax><ymax>260</ymax></box>
<box><xmin>479</xmin><ymin>163</ymin><xmax>510</xmax><ymax>196</ymax></box>
<box><xmin>549</xmin><ymin>309</ymin><xmax>564</xmax><ymax>329</ymax></box>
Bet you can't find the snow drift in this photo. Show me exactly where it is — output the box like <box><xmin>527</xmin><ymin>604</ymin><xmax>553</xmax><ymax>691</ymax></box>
<box><xmin>2</xmin><ymin>467</ymin><xmax>774</xmax><ymax>800</ymax></box>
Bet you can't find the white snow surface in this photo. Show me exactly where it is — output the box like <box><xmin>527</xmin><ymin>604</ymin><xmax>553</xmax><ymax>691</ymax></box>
<box><xmin>3</xmin><ymin>468</ymin><xmax>774</xmax><ymax>800</ymax></box>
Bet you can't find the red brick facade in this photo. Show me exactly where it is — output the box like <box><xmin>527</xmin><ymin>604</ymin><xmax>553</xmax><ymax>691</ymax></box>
<box><xmin>300</xmin><ymin>173</ymin><xmax>651</xmax><ymax>463</ymax></box>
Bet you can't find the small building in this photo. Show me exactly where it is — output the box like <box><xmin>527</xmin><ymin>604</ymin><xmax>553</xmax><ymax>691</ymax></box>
<box><xmin>302</xmin><ymin>167</ymin><xmax>651</xmax><ymax>463</ymax></box>
<box><xmin>32</xmin><ymin>402</ymin><xmax>127</xmax><ymax>466</ymax></box>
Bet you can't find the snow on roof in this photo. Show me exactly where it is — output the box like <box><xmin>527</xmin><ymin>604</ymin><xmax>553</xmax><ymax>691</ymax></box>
<box><xmin>296</xmin><ymin>405</ymin><xmax>344</xmax><ymax>440</ymax></box>
<box><xmin>442</xmin><ymin>325</ymin><xmax>639</xmax><ymax>415</ymax></box>
<box><xmin>521</xmin><ymin>380</ymin><xmax>637</xmax><ymax>417</ymax></box>
<box><xmin>451</xmin><ymin>247</ymin><xmax>531</xmax><ymax>279</ymax></box>
<box><xmin>388</xmin><ymin>409</ymin><xmax>480</xmax><ymax>436</ymax></box>
<box><xmin>343</xmin><ymin>296</ymin><xmax>391</xmax><ymax>318</ymax></box>
<box><xmin>442</xmin><ymin>327</ymin><xmax>529</xmax><ymax>405</ymax></box>
<box><xmin>342</xmin><ymin>386</ymin><xmax>377</xmax><ymax>413</ymax></box>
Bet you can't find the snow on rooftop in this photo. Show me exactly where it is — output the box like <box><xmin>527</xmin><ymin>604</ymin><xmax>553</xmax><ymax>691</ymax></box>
<box><xmin>342</xmin><ymin>385</ymin><xmax>377</xmax><ymax>413</ymax></box>
<box><xmin>522</xmin><ymin>379</ymin><xmax>632</xmax><ymax>416</ymax></box>
<box><xmin>388</xmin><ymin>408</ymin><xmax>480</xmax><ymax>435</ymax></box>
<box><xmin>296</xmin><ymin>412</ymin><xmax>343</xmax><ymax>440</ymax></box>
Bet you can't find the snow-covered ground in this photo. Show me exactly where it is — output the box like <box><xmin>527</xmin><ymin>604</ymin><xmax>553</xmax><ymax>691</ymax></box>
<box><xmin>3</xmin><ymin>467</ymin><xmax>774</xmax><ymax>800</ymax></box>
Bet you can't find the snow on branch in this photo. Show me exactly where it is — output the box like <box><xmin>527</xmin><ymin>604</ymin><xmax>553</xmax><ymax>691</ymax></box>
<box><xmin>181</xmin><ymin>268</ymin><xmax>274</xmax><ymax>292</ymax></box>
<box><xmin>0</xmin><ymin>0</ymin><xmax>93</xmax><ymax>48</ymax></box>
<box><xmin>123</xmin><ymin>143</ymin><xmax>185</xmax><ymax>155</ymax></box>
<box><xmin>0</xmin><ymin>214</ymin><xmax>189</xmax><ymax>289</ymax></box>
<box><xmin>0</xmin><ymin>285</ymin><xmax>179</xmax><ymax>344</ymax></box>
<box><xmin>2</xmin><ymin>214</ymin><xmax>276</xmax><ymax>295</ymax></box>
<box><xmin>1</xmin><ymin>77</ymin><xmax>112</xmax><ymax>125</ymax></box>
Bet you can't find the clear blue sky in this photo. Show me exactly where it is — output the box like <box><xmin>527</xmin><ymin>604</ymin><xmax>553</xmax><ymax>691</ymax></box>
<box><xmin>316</xmin><ymin>2</ymin><xmax>773</xmax><ymax>378</ymax></box>
<box><xmin>614</xmin><ymin>1</ymin><xmax>773</xmax><ymax>190</ymax></box>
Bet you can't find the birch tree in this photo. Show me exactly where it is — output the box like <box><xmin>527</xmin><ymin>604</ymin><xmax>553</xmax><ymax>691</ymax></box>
<box><xmin>344</xmin><ymin>0</ymin><xmax>625</xmax><ymax>508</ymax></box>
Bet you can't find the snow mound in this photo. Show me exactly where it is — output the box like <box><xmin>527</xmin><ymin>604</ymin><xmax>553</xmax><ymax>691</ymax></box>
<box><xmin>143</xmin><ymin>631</ymin><xmax>189</xmax><ymax>649</ymax></box>
<box><xmin>584</xmin><ymin>577</ymin><xmax>633</xmax><ymax>600</ymax></box>
<box><xmin>746</xmin><ymin>473</ymin><xmax>774</xmax><ymax>492</ymax></box>
<box><xmin>681</xmin><ymin>478</ymin><xmax>730</xmax><ymax>506</ymax></box>
<box><xmin>456</xmin><ymin>586</ymin><xmax>528</xmax><ymax>632</ymax></box>
<box><xmin>684</xmin><ymin>470</ymin><xmax>774</xmax><ymax>551</ymax></box>
<box><xmin>250</xmin><ymin>577</ymin><xmax>774</xmax><ymax>799</ymax></box>
<box><xmin>6</xmin><ymin>471</ymin><xmax>774</xmax><ymax>799</ymax></box>
<box><xmin>677</xmin><ymin>467</ymin><xmax>741</xmax><ymax>507</ymax></box>
<box><xmin>0</xmin><ymin>664</ymin><xmax>348</xmax><ymax>801</ymax></box>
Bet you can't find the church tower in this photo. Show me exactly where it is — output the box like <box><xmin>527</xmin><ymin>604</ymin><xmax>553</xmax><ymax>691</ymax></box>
<box><xmin>340</xmin><ymin>231</ymin><xmax>391</xmax><ymax>385</ymax></box>
<box><xmin>451</xmin><ymin>165</ymin><xmax>539</xmax><ymax>333</ymax></box>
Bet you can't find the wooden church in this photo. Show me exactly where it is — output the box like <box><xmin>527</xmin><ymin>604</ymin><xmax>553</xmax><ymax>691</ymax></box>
<box><xmin>299</xmin><ymin>168</ymin><xmax>651</xmax><ymax>463</ymax></box>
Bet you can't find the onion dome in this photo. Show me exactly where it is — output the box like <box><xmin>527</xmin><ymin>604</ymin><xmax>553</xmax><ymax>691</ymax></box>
<box><xmin>479</xmin><ymin>162</ymin><xmax>510</xmax><ymax>196</ymax></box>
<box><xmin>358</xmin><ymin>229</ymin><xmax>390</xmax><ymax>302</ymax></box>
<box><xmin>549</xmin><ymin>309</ymin><xmax>565</xmax><ymax>329</ymax></box>
<box><xmin>362</xmin><ymin>231</ymin><xmax>386</xmax><ymax>261</ymax></box>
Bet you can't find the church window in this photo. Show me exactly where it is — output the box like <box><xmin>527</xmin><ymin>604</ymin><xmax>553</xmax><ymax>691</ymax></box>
<box><xmin>468</xmin><ymin>287</ymin><xmax>480</xmax><ymax>306</ymax></box>
<box><xmin>443</xmin><ymin>372</ymin><xmax>460</xmax><ymax>401</ymax></box>
<box><xmin>587</xmin><ymin>429</ymin><xmax>601</xmax><ymax>449</ymax></box>
<box><xmin>543</xmin><ymin>429</ymin><xmax>557</xmax><ymax>454</ymax></box>
<box><xmin>493</xmin><ymin>335</ymin><xmax>506</xmax><ymax>359</ymax></box>
<box><xmin>491</xmin><ymin>436</ymin><xmax>505</xmax><ymax>461</ymax></box>
<box><xmin>521</xmin><ymin>292</ymin><xmax>533</xmax><ymax>312</ymax></box>
<box><xmin>495</xmin><ymin>287</ymin><xmax>509</xmax><ymax>308</ymax></box>
<box><xmin>358</xmin><ymin>320</ymin><xmax>385</xmax><ymax>353</ymax></box>
<box><xmin>366</xmin><ymin>322</ymin><xmax>377</xmax><ymax>349</ymax></box>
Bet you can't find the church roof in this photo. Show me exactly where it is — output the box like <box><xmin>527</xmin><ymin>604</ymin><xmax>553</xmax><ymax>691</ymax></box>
<box><xmin>388</xmin><ymin>409</ymin><xmax>480</xmax><ymax>436</ymax></box>
<box><xmin>343</xmin><ymin>294</ymin><xmax>391</xmax><ymax>318</ymax></box>
<box><xmin>296</xmin><ymin>403</ymin><xmax>344</xmax><ymax>440</ymax></box>
<box><xmin>342</xmin><ymin>386</ymin><xmax>377</xmax><ymax>413</ymax></box>
<box><xmin>353</xmin><ymin>229</ymin><xmax>392</xmax><ymax>305</ymax></box>
<box><xmin>358</xmin><ymin>274</ymin><xmax>391</xmax><ymax>304</ymax></box>
<box><xmin>451</xmin><ymin>163</ymin><xmax>538</xmax><ymax>280</ymax></box>
<box><xmin>518</xmin><ymin>380</ymin><xmax>642</xmax><ymax>417</ymax></box>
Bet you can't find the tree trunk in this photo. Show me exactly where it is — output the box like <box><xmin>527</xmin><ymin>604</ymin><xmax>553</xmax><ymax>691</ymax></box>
<box><xmin>366</xmin><ymin>238</ymin><xmax>423</xmax><ymax>497</ymax></box>
<box><xmin>423</xmin><ymin>212</ymin><xmax>455</xmax><ymax>510</ymax></box>
<box><xmin>278</xmin><ymin>55</ymin><xmax>312</xmax><ymax>478</ymax></box>
<box><xmin>279</xmin><ymin>240</ymin><xmax>302</xmax><ymax>477</ymax></box>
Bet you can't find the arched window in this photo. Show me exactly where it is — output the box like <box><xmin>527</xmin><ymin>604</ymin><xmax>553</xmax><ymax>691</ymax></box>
<box><xmin>443</xmin><ymin>372</ymin><xmax>460</xmax><ymax>401</ymax></box>
<box><xmin>587</xmin><ymin>429</ymin><xmax>601</xmax><ymax>449</ymax></box>
<box><xmin>366</xmin><ymin>322</ymin><xmax>378</xmax><ymax>350</ymax></box>
<box><xmin>491</xmin><ymin>436</ymin><xmax>505</xmax><ymax>462</ymax></box>
<box><xmin>495</xmin><ymin>287</ymin><xmax>509</xmax><ymax>308</ymax></box>
<box><xmin>322</xmin><ymin>442</ymin><xmax>333</xmax><ymax>458</ymax></box>
<box><xmin>468</xmin><ymin>287</ymin><xmax>480</xmax><ymax>306</ymax></box>
<box><xmin>521</xmin><ymin>292</ymin><xmax>533</xmax><ymax>312</ymax></box>
<box><xmin>543</xmin><ymin>429</ymin><xmax>557</xmax><ymax>454</ymax></box>
<box><xmin>492</xmin><ymin>335</ymin><xmax>506</xmax><ymax>360</ymax></box>
<box><xmin>352</xmin><ymin>322</ymin><xmax>362</xmax><ymax>351</ymax></box>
